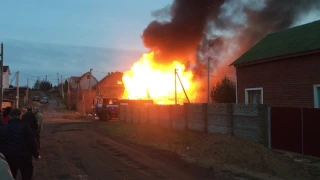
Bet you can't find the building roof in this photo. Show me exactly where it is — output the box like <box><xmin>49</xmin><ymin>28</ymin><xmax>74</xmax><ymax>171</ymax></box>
<box><xmin>231</xmin><ymin>20</ymin><xmax>320</xmax><ymax>66</ymax></box>
<box><xmin>93</xmin><ymin>71</ymin><xmax>123</xmax><ymax>89</ymax></box>
<box><xmin>70</xmin><ymin>72</ymin><xmax>98</xmax><ymax>84</ymax></box>
<box><xmin>3</xmin><ymin>66</ymin><xmax>9</xmax><ymax>72</ymax></box>
<box><xmin>70</xmin><ymin>76</ymin><xmax>81</xmax><ymax>83</ymax></box>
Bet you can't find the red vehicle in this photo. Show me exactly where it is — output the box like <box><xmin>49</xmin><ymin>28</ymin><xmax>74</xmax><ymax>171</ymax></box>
<box><xmin>96</xmin><ymin>98</ymin><xmax>153</xmax><ymax>121</ymax></box>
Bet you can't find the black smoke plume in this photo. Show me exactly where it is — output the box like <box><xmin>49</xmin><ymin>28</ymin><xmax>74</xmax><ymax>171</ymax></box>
<box><xmin>142</xmin><ymin>0</ymin><xmax>225</xmax><ymax>63</ymax></box>
<box><xmin>143</xmin><ymin>0</ymin><xmax>319</xmax><ymax>66</ymax></box>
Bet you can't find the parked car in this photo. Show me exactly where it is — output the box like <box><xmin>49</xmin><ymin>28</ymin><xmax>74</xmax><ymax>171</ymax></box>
<box><xmin>40</xmin><ymin>97</ymin><xmax>49</xmax><ymax>104</ymax></box>
<box><xmin>32</xmin><ymin>96</ymin><xmax>40</xmax><ymax>102</ymax></box>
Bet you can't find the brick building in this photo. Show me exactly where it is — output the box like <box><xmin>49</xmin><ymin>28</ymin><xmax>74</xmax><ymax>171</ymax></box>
<box><xmin>231</xmin><ymin>20</ymin><xmax>320</xmax><ymax>108</ymax></box>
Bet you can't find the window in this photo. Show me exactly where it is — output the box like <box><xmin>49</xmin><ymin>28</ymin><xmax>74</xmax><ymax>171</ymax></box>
<box><xmin>314</xmin><ymin>84</ymin><xmax>320</xmax><ymax>108</ymax></box>
<box><xmin>245</xmin><ymin>88</ymin><xmax>263</xmax><ymax>104</ymax></box>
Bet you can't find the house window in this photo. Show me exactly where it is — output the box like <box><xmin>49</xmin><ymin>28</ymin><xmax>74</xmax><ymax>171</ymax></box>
<box><xmin>314</xmin><ymin>84</ymin><xmax>320</xmax><ymax>108</ymax></box>
<box><xmin>245</xmin><ymin>88</ymin><xmax>263</xmax><ymax>104</ymax></box>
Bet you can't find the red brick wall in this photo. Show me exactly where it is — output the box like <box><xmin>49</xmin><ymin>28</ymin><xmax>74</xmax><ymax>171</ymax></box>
<box><xmin>236</xmin><ymin>53</ymin><xmax>320</xmax><ymax>108</ymax></box>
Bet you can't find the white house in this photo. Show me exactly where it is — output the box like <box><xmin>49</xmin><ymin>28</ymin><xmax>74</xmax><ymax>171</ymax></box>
<box><xmin>69</xmin><ymin>72</ymin><xmax>98</xmax><ymax>91</ymax></box>
<box><xmin>3</xmin><ymin>66</ymin><xmax>10</xmax><ymax>89</ymax></box>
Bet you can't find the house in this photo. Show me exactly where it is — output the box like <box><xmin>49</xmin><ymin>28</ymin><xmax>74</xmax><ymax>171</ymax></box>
<box><xmin>231</xmin><ymin>20</ymin><xmax>320</xmax><ymax>108</ymax></box>
<box><xmin>93</xmin><ymin>72</ymin><xmax>124</xmax><ymax>100</ymax></box>
<box><xmin>3</xmin><ymin>87</ymin><xmax>28</xmax><ymax>108</ymax></box>
<box><xmin>2</xmin><ymin>66</ymin><xmax>10</xmax><ymax>89</ymax></box>
<box><xmin>69</xmin><ymin>72</ymin><xmax>98</xmax><ymax>91</ymax></box>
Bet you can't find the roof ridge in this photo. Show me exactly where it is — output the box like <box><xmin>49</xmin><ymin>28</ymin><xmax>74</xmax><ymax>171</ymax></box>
<box><xmin>231</xmin><ymin>19</ymin><xmax>320</xmax><ymax>66</ymax></box>
<box><xmin>268</xmin><ymin>19</ymin><xmax>320</xmax><ymax>36</ymax></box>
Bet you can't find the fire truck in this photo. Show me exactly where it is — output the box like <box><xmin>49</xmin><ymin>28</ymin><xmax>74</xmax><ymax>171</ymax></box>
<box><xmin>95</xmin><ymin>98</ymin><xmax>153</xmax><ymax>121</ymax></box>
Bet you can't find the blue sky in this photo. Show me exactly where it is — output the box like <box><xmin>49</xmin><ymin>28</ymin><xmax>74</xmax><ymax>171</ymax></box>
<box><xmin>0</xmin><ymin>0</ymin><xmax>172</xmax><ymax>50</ymax></box>
<box><xmin>0</xmin><ymin>0</ymin><xmax>172</xmax><ymax>86</ymax></box>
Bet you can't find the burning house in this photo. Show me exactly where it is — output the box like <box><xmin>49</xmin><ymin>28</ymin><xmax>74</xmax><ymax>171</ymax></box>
<box><xmin>121</xmin><ymin>0</ymin><xmax>320</xmax><ymax>105</ymax></box>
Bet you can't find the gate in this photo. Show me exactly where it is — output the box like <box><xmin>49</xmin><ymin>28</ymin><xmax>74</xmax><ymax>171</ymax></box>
<box><xmin>270</xmin><ymin>107</ymin><xmax>320</xmax><ymax>157</ymax></box>
<box><xmin>303</xmin><ymin>108</ymin><xmax>320</xmax><ymax>157</ymax></box>
<box><xmin>270</xmin><ymin>107</ymin><xmax>302</xmax><ymax>154</ymax></box>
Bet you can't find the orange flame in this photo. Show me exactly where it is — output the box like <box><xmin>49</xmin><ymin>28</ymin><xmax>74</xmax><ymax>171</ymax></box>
<box><xmin>122</xmin><ymin>52</ymin><xmax>199</xmax><ymax>104</ymax></box>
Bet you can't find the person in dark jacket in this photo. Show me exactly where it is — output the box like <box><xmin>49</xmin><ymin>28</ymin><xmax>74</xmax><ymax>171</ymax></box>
<box><xmin>2</xmin><ymin>107</ymin><xmax>12</xmax><ymax>125</ymax></box>
<box><xmin>0</xmin><ymin>108</ymin><xmax>39</xmax><ymax>180</ymax></box>
<box><xmin>21</xmin><ymin>107</ymin><xmax>39</xmax><ymax>145</ymax></box>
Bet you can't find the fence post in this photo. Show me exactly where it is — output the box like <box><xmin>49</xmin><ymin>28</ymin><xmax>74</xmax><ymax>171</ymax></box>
<box><xmin>268</xmin><ymin>107</ymin><xmax>271</xmax><ymax>149</ymax></box>
<box><xmin>184</xmin><ymin>103</ymin><xmax>188</xmax><ymax>130</ymax></box>
<box><xmin>169</xmin><ymin>105</ymin><xmax>173</xmax><ymax>129</ymax></box>
<box><xmin>301</xmin><ymin>108</ymin><xmax>304</xmax><ymax>155</ymax></box>
<box><xmin>203</xmin><ymin>103</ymin><xmax>208</xmax><ymax>133</ymax></box>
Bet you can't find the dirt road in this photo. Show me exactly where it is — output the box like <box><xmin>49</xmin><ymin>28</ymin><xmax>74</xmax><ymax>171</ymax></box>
<box><xmin>30</xmin><ymin>114</ymin><xmax>237</xmax><ymax>180</ymax></box>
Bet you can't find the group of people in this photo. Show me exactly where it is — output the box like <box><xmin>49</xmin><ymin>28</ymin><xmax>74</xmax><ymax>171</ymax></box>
<box><xmin>0</xmin><ymin>106</ymin><xmax>43</xmax><ymax>180</ymax></box>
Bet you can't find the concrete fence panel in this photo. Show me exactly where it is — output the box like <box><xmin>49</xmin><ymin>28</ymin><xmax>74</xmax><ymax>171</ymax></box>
<box><xmin>119</xmin><ymin>105</ymin><xmax>126</xmax><ymax>121</ymax></box>
<box><xmin>207</xmin><ymin>103</ymin><xmax>233</xmax><ymax>134</ymax></box>
<box><xmin>126</xmin><ymin>106</ymin><xmax>133</xmax><ymax>123</ymax></box>
<box><xmin>158</xmin><ymin>106</ymin><xmax>171</xmax><ymax>129</ymax></box>
<box><xmin>186</xmin><ymin>103</ymin><xmax>206</xmax><ymax>132</ymax></box>
<box><xmin>148</xmin><ymin>105</ymin><xmax>159</xmax><ymax>125</ymax></box>
<box><xmin>140</xmin><ymin>105</ymin><xmax>149</xmax><ymax>124</ymax></box>
<box><xmin>132</xmin><ymin>107</ymin><xmax>141</xmax><ymax>124</ymax></box>
<box><xmin>232</xmin><ymin>104</ymin><xmax>266</xmax><ymax>143</ymax></box>
<box><xmin>171</xmin><ymin>105</ymin><xmax>186</xmax><ymax>130</ymax></box>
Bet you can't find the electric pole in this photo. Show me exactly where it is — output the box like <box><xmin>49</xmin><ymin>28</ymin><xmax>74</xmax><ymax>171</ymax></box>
<box><xmin>26</xmin><ymin>78</ymin><xmax>29</xmax><ymax>100</ymax></box>
<box><xmin>0</xmin><ymin>43</ymin><xmax>3</xmax><ymax>123</ymax></box>
<box><xmin>174</xmin><ymin>68</ymin><xmax>177</xmax><ymax>105</ymax></box>
<box><xmin>45</xmin><ymin>75</ymin><xmax>47</xmax><ymax>81</ymax></box>
<box><xmin>57</xmin><ymin>73</ymin><xmax>59</xmax><ymax>86</ymax></box>
<box><xmin>88</xmin><ymin>69</ymin><xmax>93</xmax><ymax>112</ymax></box>
<box><xmin>16</xmin><ymin>71</ymin><xmax>19</xmax><ymax>108</ymax></box>
<box><xmin>61</xmin><ymin>75</ymin><xmax>64</xmax><ymax>99</ymax></box>
<box><xmin>88</xmin><ymin>69</ymin><xmax>92</xmax><ymax>92</ymax></box>
<box><xmin>68</xmin><ymin>78</ymin><xmax>70</xmax><ymax>108</ymax></box>
<box><xmin>207</xmin><ymin>57</ymin><xmax>211</xmax><ymax>104</ymax></box>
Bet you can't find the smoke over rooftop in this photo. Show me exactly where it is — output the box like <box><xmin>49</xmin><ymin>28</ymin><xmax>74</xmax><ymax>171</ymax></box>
<box><xmin>142</xmin><ymin>0</ymin><xmax>320</xmax><ymax>75</ymax></box>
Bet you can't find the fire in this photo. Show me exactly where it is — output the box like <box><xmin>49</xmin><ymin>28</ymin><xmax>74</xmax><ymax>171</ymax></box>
<box><xmin>122</xmin><ymin>52</ymin><xmax>198</xmax><ymax>104</ymax></box>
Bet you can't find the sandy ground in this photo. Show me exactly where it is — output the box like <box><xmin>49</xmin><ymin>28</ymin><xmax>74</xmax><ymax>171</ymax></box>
<box><xmin>30</xmin><ymin>118</ymin><xmax>236</xmax><ymax>180</ymax></box>
<box><xmin>14</xmin><ymin>91</ymin><xmax>319</xmax><ymax>180</ymax></box>
<box><xmin>15</xmin><ymin>91</ymin><xmax>236</xmax><ymax>180</ymax></box>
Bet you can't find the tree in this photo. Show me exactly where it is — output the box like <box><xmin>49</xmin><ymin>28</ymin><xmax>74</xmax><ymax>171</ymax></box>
<box><xmin>211</xmin><ymin>76</ymin><xmax>236</xmax><ymax>103</ymax></box>
<box><xmin>33</xmin><ymin>79</ymin><xmax>41</xmax><ymax>90</ymax></box>
<box><xmin>39</xmin><ymin>80</ymin><xmax>52</xmax><ymax>91</ymax></box>
<box><xmin>63</xmin><ymin>80</ymin><xmax>68</xmax><ymax>93</ymax></box>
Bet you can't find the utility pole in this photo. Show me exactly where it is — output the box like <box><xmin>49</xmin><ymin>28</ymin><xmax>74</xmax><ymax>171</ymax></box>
<box><xmin>88</xmin><ymin>69</ymin><xmax>93</xmax><ymax>112</ymax></box>
<box><xmin>26</xmin><ymin>78</ymin><xmax>29</xmax><ymax>100</ymax></box>
<box><xmin>207</xmin><ymin>57</ymin><xmax>211</xmax><ymax>104</ymax></box>
<box><xmin>88</xmin><ymin>69</ymin><xmax>92</xmax><ymax>93</ymax></box>
<box><xmin>61</xmin><ymin>75</ymin><xmax>64</xmax><ymax>99</ymax></box>
<box><xmin>57</xmin><ymin>73</ymin><xmax>59</xmax><ymax>85</ymax></box>
<box><xmin>174</xmin><ymin>68</ymin><xmax>177</xmax><ymax>105</ymax></box>
<box><xmin>45</xmin><ymin>75</ymin><xmax>47</xmax><ymax>81</ymax></box>
<box><xmin>68</xmin><ymin>78</ymin><xmax>70</xmax><ymax>108</ymax></box>
<box><xmin>16</xmin><ymin>71</ymin><xmax>19</xmax><ymax>108</ymax></box>
<box><xmin>0</xmin><ymin>43</ymin><xmax>3</xmax><ymax>123</ymax></box>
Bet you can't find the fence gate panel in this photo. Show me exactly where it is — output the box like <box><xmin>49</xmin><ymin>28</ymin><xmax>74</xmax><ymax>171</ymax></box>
<box><xmin>271</xmin><ymin>107</ymin><xmax>302</xmax><ymax>154</ymax></box>
<box><xmin>302</xmin><ymin>108</ymin><xmax>320</xmax><ymax>157</ymax></box>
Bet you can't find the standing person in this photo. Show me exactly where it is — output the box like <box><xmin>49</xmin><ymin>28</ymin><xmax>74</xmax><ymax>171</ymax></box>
<box><xmin>0</xmin><ymin>108</ymin><xmax>39</xmax><ymax>180</ymax></box>
<box><xmin>33</xmin><ymin>107</ymin><xmax>43</xmax><ymax>149</ymax></box>
<box><xmin>21</xmin><ymin>107</ymin><xmax>39</xmax><ymax>137</ymax></box>
<box><xmin>2</xmin><ymin>107</ymin><xmax>12</xmax><ymax>125</ymax></box>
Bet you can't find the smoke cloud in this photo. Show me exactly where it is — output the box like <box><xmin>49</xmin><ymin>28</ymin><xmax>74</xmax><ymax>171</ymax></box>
<box><xmin>142</xmin><ymin>0</ymin><xmax>225</xmax><ymax>63</ymax></box>
<box><xmin>142</xmin><ymin>0</ymin><xmax>320</xmax><ymax>82</ymax></box>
